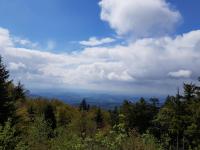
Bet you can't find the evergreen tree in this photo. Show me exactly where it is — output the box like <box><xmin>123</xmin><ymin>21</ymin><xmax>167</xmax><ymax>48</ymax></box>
<box><xmin>44</xmin><ymin>104</ymin><xmax>56</xmax><ymax>130</ymax></box>
<box><xmin>14</xmin><ymin>82</ymin><xmax>27</xmax><ymax>101</ymax></box>
<box><xmin>183</xmin><ymin>83</ymin><xmax>195</xmax><ymax>100</ymax></box>
<box><xmin>0</xmin><ymin>56</ymin><xmax>15</xmax><ymax>124</ymax></box>
<box><xmin>110</xmin><ymin>106</ymin><xmax>119</xmax><ymax>126</ymax></box>
<box><xmin>95</xmin><ymin>107</ymin><xmax>104</xmax><ymax>129</ymax></box>
<box><xmin>79</xmin><ymin>99</ymin><xmax>89</xmax><ymax>111</ymax></box>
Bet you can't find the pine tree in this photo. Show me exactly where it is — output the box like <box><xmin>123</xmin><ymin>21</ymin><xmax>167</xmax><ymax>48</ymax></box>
<box><xmin>0</xmin><ymin>56</ymin><xmax>15</xmax><ymax>124</ymax></box>
<box><xmin>14</xmin><ymin>82</ymin><xmax>26</xmax><ymax>101</ymax></box>
<box><xmin>183</xmin><ymin>83</ymin><xmax>195</xmax><ymax>100</ymax></box>
<box><xmin>110</xmin><ymin>106</ymin><xmax>119</xmax><ymax>126</ymax></box>
<box><xmin>95</xmin><ymin>107</ymin><xmax>104</xmax><ymax>129</ymax></box>
<box><xmin>79</xmin><ymin>99</ymin><xmax>89</xmax><ymax>111</ymax></box>
<box><xmin>44</xmin><ymin>104</ymin><xmax>56</xmax><ymax>130</ymax></box>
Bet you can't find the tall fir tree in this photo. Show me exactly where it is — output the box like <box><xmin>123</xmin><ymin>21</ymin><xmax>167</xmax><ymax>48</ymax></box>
<box><xmin>95</xmin><ymin>107</ymin><xmax>104</xmax><ymax>129</ymax></box>
<box><xmin>13</xmin><ymin>82</ymin><xmax>26</xmax><ymax>101</ymax></box>
<box><xmin>110</xmin><ymin>106</ymin><xmax>119</xmax><ymax>126</ymax></box>
<box><xmin>79</xmin><ymin>99</ymin><xmax>90</xmax><ymax>111</ymax></box>
<box><xmin>0</xmin><ymin>56</ymin><xmax>15</xmax><ymax>124</ymax></box>
<box><xmin>44</xmin><ymin>104</ymin><xmax>56</xmax><ymax>130</ymax></box>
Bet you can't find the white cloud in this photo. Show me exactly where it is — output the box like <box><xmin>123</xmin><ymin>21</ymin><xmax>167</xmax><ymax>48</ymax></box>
<box><xmin>0</xmin><ymin>27</ymin><xmax>13</xmax><ymax>47</ymax></box>
<box><xmin>168</xmin><ymin>70</ymin><xmax>192</xmax><ymax>78</ymax></box>
<box><xmin>99</xmin><ymin>0</ymin><xmax>181</xmax><ymax>37</ymax></box>
<box><xmin>80</xmin><ymin>37</ymin><xmax>115</xmax><ymax>46</ymax></box>
<box><xmin>0</xmin><ymin>27</ymin><xmax>200</xmax><ymax>94</ymax></box>
<box><xmin>13</xmin><ymin>37</ymin><xmax>39</xmax><ymax>48</ymax></box>
<box><xmin>9</xmin><ymin>62</ymin><xmax>26</xmax><ymax>71</ymax></box>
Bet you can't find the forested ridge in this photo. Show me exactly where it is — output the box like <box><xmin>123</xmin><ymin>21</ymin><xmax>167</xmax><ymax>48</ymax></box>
<box><xmin>1</xmin><ymin>56</ymin><xmax>200</xmax><ymax>150</ymax></box>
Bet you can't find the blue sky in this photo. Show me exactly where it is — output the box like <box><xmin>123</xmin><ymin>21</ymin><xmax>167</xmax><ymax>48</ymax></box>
<box><xmin>0</xmin><ymin>0</ymin><xmax>200</xmax><ymax>95</ymax></box>
<box><xmin>0</xmin><ymin>0</ymin><xmax>199</xmax><ymax>51</ymax></box>
<box><xmin>0</xmin><ymin>0</ymin><xmax>114</xmax><ymax>51</ymax></box>
<box><xmin>168</xmin><ymin>0</ymin><xmax>200</xmax><ymax>34</ymax></box>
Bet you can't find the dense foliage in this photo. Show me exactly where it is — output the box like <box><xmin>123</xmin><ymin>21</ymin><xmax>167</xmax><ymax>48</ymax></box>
<box><xmin>0</xmin><ymin>56</ymin><xmax>200</xmax><ymax>150</ymax></box>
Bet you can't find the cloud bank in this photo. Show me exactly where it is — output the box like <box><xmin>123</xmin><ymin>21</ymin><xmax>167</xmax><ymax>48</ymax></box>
<box><xmin>99</xmin><ymin>0</ymin><xmax>181</xmax><ymax>37</ymax></box>
<box><xmin>0</xmin><ymin>27</ymin><xmax>200</xmax><ymax>95</ymax></box>
<box><xmin>0</xmin><ymin>0</ymin><xmax>198</xmax><ymax>95</ymax></box>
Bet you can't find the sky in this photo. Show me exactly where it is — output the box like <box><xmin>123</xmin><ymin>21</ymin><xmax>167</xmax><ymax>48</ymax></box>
<box><xmin>0</xmin><ymin>0</ymin><xmax>200</xmax><ymax>96</ymax></box>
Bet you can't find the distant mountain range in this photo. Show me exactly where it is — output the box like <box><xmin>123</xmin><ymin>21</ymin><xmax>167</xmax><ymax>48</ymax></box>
<box><xmin>30</xmin><ymin>91</ymin><xmax>166</xmax><ymax>109</ymax></box>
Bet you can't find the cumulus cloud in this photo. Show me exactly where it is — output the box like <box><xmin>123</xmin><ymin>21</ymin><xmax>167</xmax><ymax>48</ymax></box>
<box><xmin>168</xmin><ymin>70</ymin><xmax>192</xmax><ymax>78</ymax></box>
<box><xmin>79</xmin><ymin>37</ymin><xmax>115</xmax><ymax>46</ymax></box>
<box><xmin>99</xmin><ymin>0</ymin><xmax>181</xmax><ymax>37</ymax></box>
<box><xmin>0</xmin><ymin>27</ymin><xmax>13</xmax><ymax>47</ymax></box>
<box><xmin>0</xmin><ymin>27</ymin><xmax>200</xmax><ymax>94</ymax></box>
<box><xmin>9</xmin><ymin>62</ymin><xmax>26</xmax><ymax>71</ymax></box>
<box><xmin>13</xmin><ymin>37</ymin><xmax>39</xmax><ymax>48</ymax></box>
